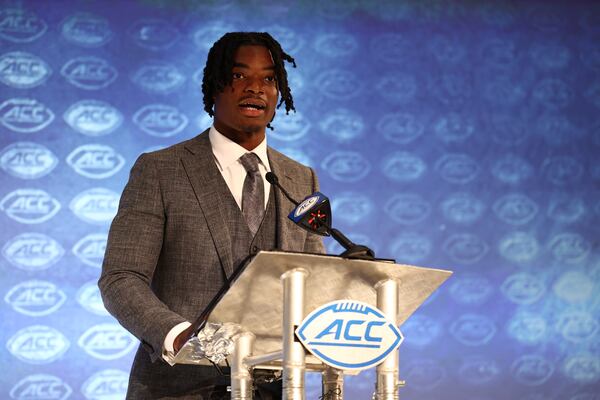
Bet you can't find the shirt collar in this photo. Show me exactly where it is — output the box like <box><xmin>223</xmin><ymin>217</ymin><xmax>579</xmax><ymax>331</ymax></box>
<box><xmin>209</xmin><ymin>126</ymin><xmax>270</xmax><ymax>171</ymax></box>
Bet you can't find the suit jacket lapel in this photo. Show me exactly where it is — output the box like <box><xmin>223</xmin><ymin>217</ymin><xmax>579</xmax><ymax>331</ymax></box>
<box><xmin>181</xmin><ymin>131</ymin><xmax>234</xmax><ymax>279</ymax></box>
<box><xmin>268</xmin><ymin>148</ymin><xmax>307</xmax><ymax>252</ymax></box>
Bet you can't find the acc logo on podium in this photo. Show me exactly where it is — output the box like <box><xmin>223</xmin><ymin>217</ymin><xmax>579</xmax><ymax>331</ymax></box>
<box><xmin>296</xmin><ymin>300</ymin><xmax>403</xmax><ymax>370</ymax></box>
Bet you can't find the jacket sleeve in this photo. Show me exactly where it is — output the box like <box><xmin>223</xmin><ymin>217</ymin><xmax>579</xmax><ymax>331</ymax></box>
<box><xmin>303</xmin><ymin>166</ymin><xmax>326</xmax><ymax>254</ymax></box>
<box><xmin>98</xmin><ymin>153</ymin><xmax>187</xmax><ymax>362</ymax></box>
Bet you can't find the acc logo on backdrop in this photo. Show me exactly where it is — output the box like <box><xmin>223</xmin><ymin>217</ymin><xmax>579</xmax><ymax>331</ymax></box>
<box><xmin>403</xmin><ymin>359</ymin><xmax>446</xmax><ymax>390</ymax></box>
<box><xmin>316</xmin><ymin>69</ymin><xmax>362</xmax><ymax>99</ymax></box>
<box><xmin>2</xmin><ymin>233</ymin><xmax>64</xmax><ymax>271</ymax></box>
<box><xmin>81</xmin><ymin>369</ymin><xmax>128</xmax><ymax>400</ymax></box>
<box><xmin>448</xmin><ymin>274</ymin><xmax>493</xmax><ymax>305</ymax></box>
<box><xmin>61</xmin><ymin>12</ymin><xmax>112</xmax><ymax>47</ymax></box>
<box><xmin>321</xmin><ymin>151</ymin><xmax>370</xmax><ymax>182</ymax></box>
<box><xmin>0</xmin><ymin>142</ymin><xmax>58</xmax><ymax>179</ymax></box>
<box><xmin>501</xmin><ymin>273</ymin><xmax>546</xmax><ymax>305</ymax></box>
<box><xmin>67</xmin><ymin>144</ymin><xmax>125</xmax><ymax>179</ymax></box>
<box><xmin>0</xmin><ymin>51</ymin><xmax>51</xmax><ymax>88</ymax></box>
<box><xmin>265</xmin><ymin>25</ymin><xmax>303</xmax><ymax>54</ymax></box>
<box><xmin>319</xmin><ymin>108</ymin><xmax>364</xmax><ymax>142</ymax></box>
<box><xmin>7</xmin><ymin>325</ymin><xmax>70</xmax><ymax>364</ymax></box>
<box><xmin>129</xmin><ymin>19</ymin><xmax>179</xmax><ymax>50</ymax></box>
<box><xmin>0</xmin><ymin>8</ymin><xmax>47</xmax><ymax>43</ymax></box>
<box><xmin>64</xmin><ymin>100</ymin><xmax>123</xmax><ymax>136</ymax></box>
<box><xmin>443</xmin><ymin>233</ymin><xmax>489</xmax><ymax>264</ymax></box>
<box><xmin>492</xmin><ymin>154</ymin><xmax>534</xmax><ymax>184</ymax></box>
<box><xmin>401</xmin><ymin>314</ymin><xmax>441</xmax><ymax>347</ymax></box>
<box><xmin>440</xmin><ymin>192</ymin><xmax>485</xmax><ymax>224</ymax></box>
<box><xmin>131</xmin><ymin>61</ymin><xmax>185</xmax><ymax>93</ymax></box>
<box><xmin>543</xmin><ymin>156</ymin><xmax>584</xmax><ymax>185</ymax></box>
<box><xmin>61</xmin><ymin>56</ymin><xmax>118</xmax><ymax>90</ymax></box>
<box><xmin>314</xmin><ymin>33</ymin><xmax>358</xmax><ymax>57</ymax></box>
<box><xmin>549</xmin><ymin>232</ymin><xmax>590</xmax><ymax>263</ymax></box>
<box><xmin>0</xmin><ymin>98</ymin><xmax>54</xmax><ymax>133</ymax></box>
<box><xmin>492</xmin><ymin>193</ymin><xmax>539</xmax><ymax>225</ymax></box>
<box><xmin>553</xmin><ymin>271</ymin><xmax>594</xmax><ymax>303</ymax></box>
<box><xmin>77</xmin><ymin>280</ymin><xmax>109</xmax><ymax>316</ymax></box>
<box><xmin>4</xmin><ymin>280</ymin><xmax>66</xmax><ymax>316</ymax></box>
<box><xmin>390</xmin><ymin>232</ymin><xmax>431</xmax><ymax>263</ymax></box>
<box><xmin>384</xmin><ymin>193</ymin><xmax>431</xmax><ymax>225</ymax></box>
<box><xmin>296</xmin><ymin>300</ymin><xmax>403</xmax><ymax>370</ymax></box>
<box><xmin>376</xmin><ymin>73</ymin><xmax>418</xmax><ymax>103</ymax></box>
<box><xmin>506</xmin><ymin>312</ymin><xmax>547</xmax><ymax>345</ymax></box>
<box><xmin>70</xmin><ymin>188</ymin><xmax>119</xmax><ymax>224</ymax></box>
<box><xmin>331</xmin><ymin>192</ymin><xmax>373</xmax><ymax>225</ymax></box>
<box><xmin>193</xmin><ymin>22</ymin><xmax>236</xmax><ymax>50</ymax></box>
<box><xmin>459</xmin><ymin>356</ymin><xmax>500</xmax><ymax>385</ymax></box>
<box><xmin>9</xmin><ymin>374</ymin><xmax>72</xmax><ymax>400</ymax></box>
<box><xmin>449</xmin><ymin>314</ymin><xmax>496</xmax><ymax>346</ymax></box>
<box><xmin>133</xmin><ymin>104</ymin><xmax>188</xmax><ymax>137</ymax></box>
<box><xmin>72</xmin><ymin>233</ymin><xmax>108</xmax><ymax>268</ymax></box>
<box><xmin>562</xmin><ymin>354</ymin><xmax>600</xmax><ymax>384</ymax></box>
<box><xmin>0</xmin><ymin>188</ymin><xmax>60</xmax><ymax>224</ymax></box>
<box><xmin>377</xmin><ymin>113</ymin><xmax>425</xmax><ymax>144</ymax></box>
<box><xmin>269</xmin><ymin>111</ymin><xmax>310</xmax><ymax>142</ymax></box>
<box><xmin>435</xmin><ymin>154</ymin><xmax>479</xmax><ymax>184</ymax></box>
<box><xmin>381</xmin><ymin>152</ymin><xmax>426</xmax><ymax>182</ymax></box>
<box><xmin>498</xmin><ymin>232</ymin><xmax>539</xmax><ymax>263</ymax></box>
<box><xmin>433</xmin><ymin>112</ymin><xmax>475</xmax><ymax>143</ymax></box>
<box><xmin>511</xmin><ymin>355</ymin><xmax>554</xmax><ymax>386</ymax></box>
<box><xmin>78</xmin><ymin>323</ymin><xmax>137</xmax><ymax>360</ymax></box>
<box><xmin>556</xmin><ymin>310</ymin><xmax>599</xmax><ymax>343</ymax></box>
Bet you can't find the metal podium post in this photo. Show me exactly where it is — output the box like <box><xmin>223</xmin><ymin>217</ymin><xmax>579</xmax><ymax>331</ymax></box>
<box><xmin>374</xmin><ymin>279</ymin><xmax>401</xmax><ymax>400</ymax></box>
<box><xmin>281</xmin><ymin>268</ymin><xmax>308</xmax><ymax>400</ymax></box>
<box><xmin>230</xmin><ymin>332</ymin><xmax>255</xmax><ymax>399</ymax></box>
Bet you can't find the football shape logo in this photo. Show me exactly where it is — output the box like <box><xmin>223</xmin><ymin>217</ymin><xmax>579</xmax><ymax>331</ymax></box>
<box><xmin>296</xmin><ymin>300</ymin><xmax>403</xmax><ymax>370</ymax></box>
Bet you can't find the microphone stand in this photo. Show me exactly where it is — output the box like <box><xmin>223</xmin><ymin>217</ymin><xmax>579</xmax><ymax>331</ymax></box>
<box><xmin>266</xmin><ymin>172</ymin><xmax>375</xmax><ymax>260</ymax></box>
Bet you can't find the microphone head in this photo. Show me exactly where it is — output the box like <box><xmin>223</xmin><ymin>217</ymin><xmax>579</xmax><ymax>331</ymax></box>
<box><xmin>265</xmin><ymin>171</ymin><xmax>278</xmax><ymax>185</ymax></box>
<box><xmin>288</xmin><ymin>192</ymin><xmax>331</xmax><ymax>236</ymax></box>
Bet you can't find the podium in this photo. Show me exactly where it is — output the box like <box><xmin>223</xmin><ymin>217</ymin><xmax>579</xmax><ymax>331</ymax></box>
<box><xmin>177</xmin><ymin>251</ymin><xmax>452</xmax><ymax>399</ymax></box>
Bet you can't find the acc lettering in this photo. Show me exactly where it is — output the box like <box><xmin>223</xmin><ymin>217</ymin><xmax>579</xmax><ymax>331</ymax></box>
<box><xmin>316</xmin><ymin>319</ymin><xmax>385</xmax><ymax>343</ymax></box>
<box><xmin>3</xmin><ymin>58</ymin><xmax>42</xmax><ymax>75</ymax></box>
<box><xmin>0</xmin><ymin>99</ymin><xmax>54</xmax><ymax>133</ymax></box>
<box><xmin>72</xmin><ymin>62</ymin><xmax>107</xmax><ymax>77</ymax></box>
<box><xmin>0</xmin><ymin>9</ymin><xmax>47</xmax><ymax>43</ymax></box>
<box><xmin>10</xmin><ymin>374</ymin><xmax>72</xmax><ymax>400</ymax></box>
<box><xmin>133</xmin><ymin>104</ymin><xmax>188</xmax><ymax>137</ymax></box>
<box><xmin>5</xmin><ymin>280</ymin><xmax>66</xmax><ymax>316</ymax></box>
<box><xmin>81</xmin><ymin>370</ymin><xmax>129</xmax><ymax>399</ymax></box>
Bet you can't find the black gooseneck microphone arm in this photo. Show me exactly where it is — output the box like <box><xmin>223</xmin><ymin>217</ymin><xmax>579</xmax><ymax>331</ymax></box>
<box><xmin>266</xmin><ymin>172</ymin><xmax>375</xmax><ymax>260</ymax></box>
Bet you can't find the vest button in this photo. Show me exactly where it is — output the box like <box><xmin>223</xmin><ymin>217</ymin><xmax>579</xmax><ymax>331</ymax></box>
<box><xmin>252</xmin><ymin>246</ymin><xmax>259</xmax><ymax>254</ymax></box>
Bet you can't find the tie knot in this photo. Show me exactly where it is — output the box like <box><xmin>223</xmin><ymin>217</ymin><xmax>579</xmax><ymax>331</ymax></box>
<box><xmin>239</xmin><ymin>153</ymin><xmax>261</xmax><ymax>173</ymax></box>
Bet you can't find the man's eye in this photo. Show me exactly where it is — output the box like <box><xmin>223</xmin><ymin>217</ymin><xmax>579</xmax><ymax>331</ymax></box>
<box><xmin>232</xmin><ymin>72</ymin><xmax>243</xmax><ymax>79</ymax></box>
<box><xmin>265</xmin><ymin>76</ymin><xmax>276</xmax><ymax>83</ymax></box>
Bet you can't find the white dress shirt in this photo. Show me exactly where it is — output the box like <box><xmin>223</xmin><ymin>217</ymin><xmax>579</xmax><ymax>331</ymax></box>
<box><xmin>162</xmin><ymin>126</ymin><xmax>271</xmax><ymax>364</ymax></box>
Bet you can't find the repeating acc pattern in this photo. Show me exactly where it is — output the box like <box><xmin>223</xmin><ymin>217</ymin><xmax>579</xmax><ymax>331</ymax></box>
<box><xmin>1</xmin><ymin>1</ymin><xmax>598</xmax><ymax>399</ymax></box>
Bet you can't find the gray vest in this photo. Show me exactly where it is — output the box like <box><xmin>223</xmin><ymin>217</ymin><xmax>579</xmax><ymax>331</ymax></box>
<box><xmin>213</xmin><ymin>173</ymin><xmax>278</xmax><ymax>271</ymax></box>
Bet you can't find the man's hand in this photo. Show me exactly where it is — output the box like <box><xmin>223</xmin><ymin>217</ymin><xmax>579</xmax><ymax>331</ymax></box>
<box><xmin>173</xmin><ymin>324</ymin><xmax>196</xmax><ymax>354</ymax></box>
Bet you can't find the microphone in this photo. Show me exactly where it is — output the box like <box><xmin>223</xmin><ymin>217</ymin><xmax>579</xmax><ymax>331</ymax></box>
<box><xmin>266</xmin><ymin>171</ymin><xmax>375</xmax><ymax>260</ymax></box>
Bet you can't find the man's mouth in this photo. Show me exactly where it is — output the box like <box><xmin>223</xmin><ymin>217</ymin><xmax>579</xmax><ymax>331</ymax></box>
<box><xmin>238</xmin><ymin>99</ymin><xmax>267</xmax><ymax>117</ymax></box>
<box><xmin>238</xmin><ymin>100</ymin><xmax>266</xmax><ymax>111</ymax></box>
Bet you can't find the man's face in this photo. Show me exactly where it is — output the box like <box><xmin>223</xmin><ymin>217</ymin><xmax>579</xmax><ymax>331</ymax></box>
<box><xmin>213</xmin><ymin>45</ymin><xmax>279</xmax><ymax>141</ymax></box>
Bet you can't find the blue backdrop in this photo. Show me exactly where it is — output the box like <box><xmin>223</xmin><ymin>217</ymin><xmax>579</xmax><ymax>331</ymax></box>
<box><xmin>1</xmin><ymin>0</ymin><xmax>599</xmax><ymax>399</ymax></box>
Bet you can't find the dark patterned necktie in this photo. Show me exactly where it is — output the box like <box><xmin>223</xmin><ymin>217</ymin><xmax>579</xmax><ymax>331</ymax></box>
<box><xmin>239</xmin><ymin>153</ymin><xmax>264</xmax><ymax>235</ymax></box>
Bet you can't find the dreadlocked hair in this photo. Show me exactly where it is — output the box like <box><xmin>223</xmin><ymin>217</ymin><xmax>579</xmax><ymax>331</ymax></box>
<box><xmin>202</xmin><ymin>32</ymin><xmax>297</xmax><ymax>124</ymax></box>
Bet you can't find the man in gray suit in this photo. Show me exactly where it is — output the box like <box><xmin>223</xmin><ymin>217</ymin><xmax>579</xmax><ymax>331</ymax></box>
<box><xmin>99</xmin><ymin>32</ymin><xmax>325</xmax><ymax>399</ymax></box>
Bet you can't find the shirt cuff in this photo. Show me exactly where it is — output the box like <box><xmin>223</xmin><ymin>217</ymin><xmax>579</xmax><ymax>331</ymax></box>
<box><xmin>162</xmin><ymin>321</ymin><xmax>191</xmax><ymax>365</ymax></box>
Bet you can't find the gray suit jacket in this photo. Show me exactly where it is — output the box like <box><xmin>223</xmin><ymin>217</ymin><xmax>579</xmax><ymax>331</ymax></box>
<box><xmin>99</xmin><ymin>130</ymin><xmax>324</xmax><ymax>398</ymax></box>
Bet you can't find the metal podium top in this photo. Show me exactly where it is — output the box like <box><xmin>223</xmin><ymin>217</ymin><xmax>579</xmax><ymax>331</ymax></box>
<box><xmin>207</xmin><ymin>251</ymin><xmax>452</xmax><ymax>357</ymax></box>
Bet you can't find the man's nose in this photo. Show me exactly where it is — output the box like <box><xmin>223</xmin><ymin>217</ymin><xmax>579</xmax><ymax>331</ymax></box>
<box><xmin>244</xmin><ymin>77</ymin><xmax>264</xmax><ymax>93</ymax></box>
